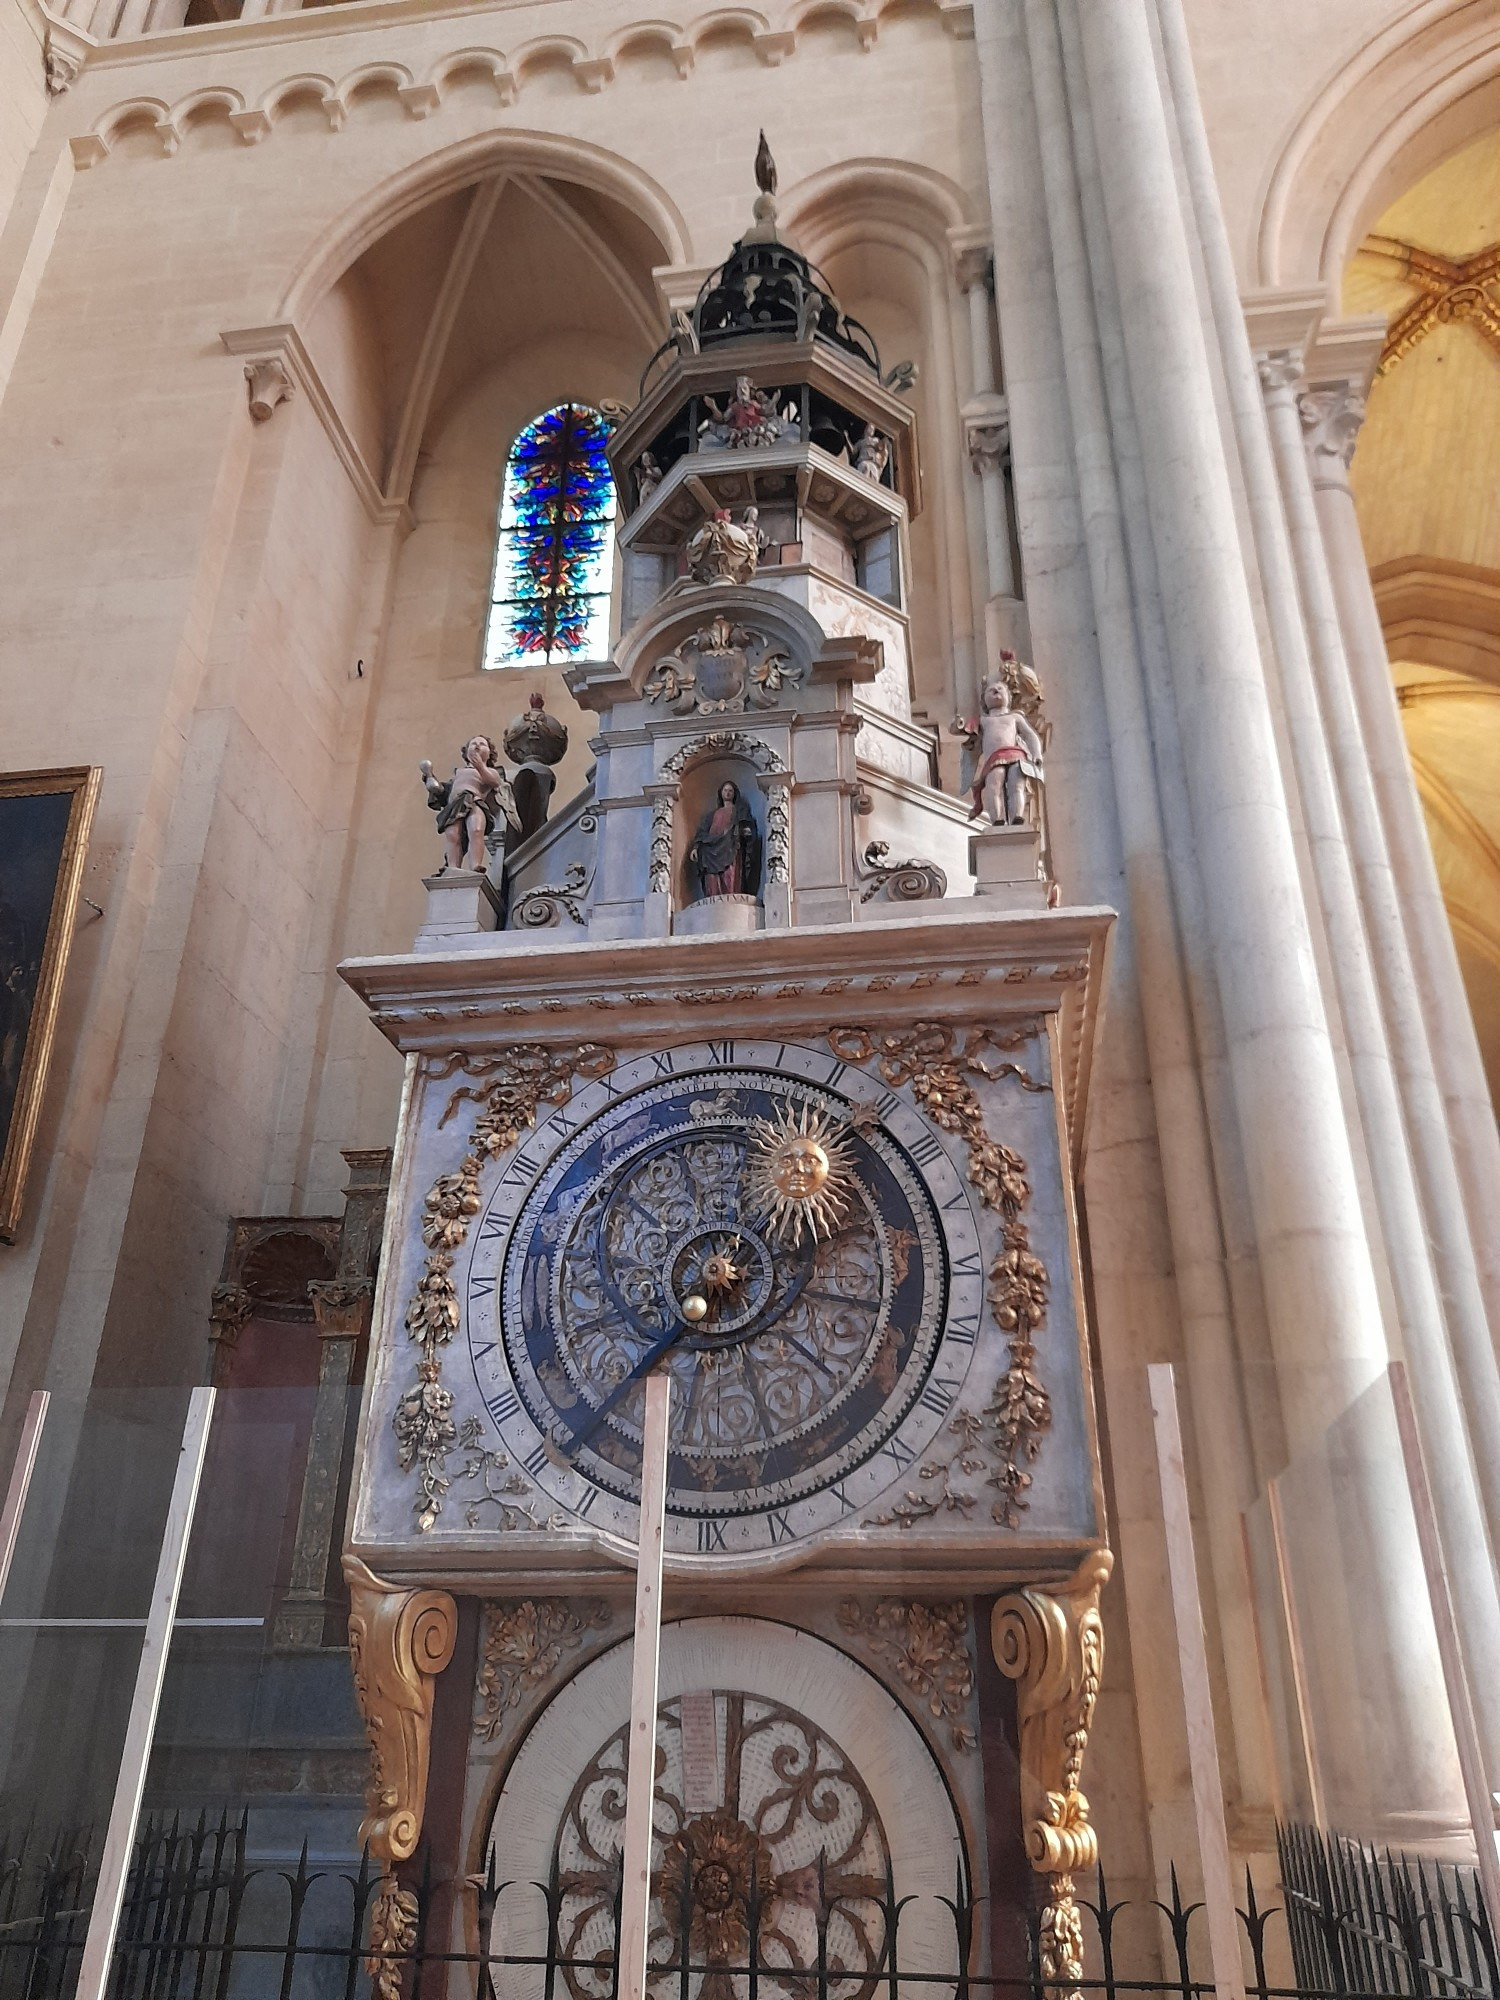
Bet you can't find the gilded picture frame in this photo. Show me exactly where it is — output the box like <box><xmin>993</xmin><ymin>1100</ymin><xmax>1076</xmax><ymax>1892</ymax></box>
<box><xmin>0</xmin><ymin>767</ymin><xmax>101</xmax><ymax>1242</ymax></box>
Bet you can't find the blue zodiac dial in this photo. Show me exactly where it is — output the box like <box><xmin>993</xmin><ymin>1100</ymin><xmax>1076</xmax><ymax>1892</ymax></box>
<box><xmin>463</xmin><ymin>1039</ymin><xmax>986</xmax><ymax>1557</ymax></box>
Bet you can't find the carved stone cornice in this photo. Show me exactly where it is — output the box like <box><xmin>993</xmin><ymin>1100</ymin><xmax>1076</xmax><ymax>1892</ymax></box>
<box><xmin>220</xmin><ymin>323</ymin><xmax>409</xmax><ymax>529</ymax></box>
<box><xmin>345</xmin><ymin>1556</ymin><xmax>458</xmax><ymax>1864</ymax></box>
<box><xmin>1298</xmin><ymin>382</ymin><xmax>1366</xmax><ymax>483</ymax></box>
<box><xmin>208</xmin><ymin>1281</ymin><xmax>253</xmax><ymax>1334</ymax></box>
<box><xmin>993</xmin><ymin>1550</ymin><xmax>1112</xmax><ymax>2000</ymax></box>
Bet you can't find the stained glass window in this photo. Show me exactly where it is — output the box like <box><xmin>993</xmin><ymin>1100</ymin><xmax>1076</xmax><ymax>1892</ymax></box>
<box><xmin>482</xmin><ymin>403</ymin><xmax>618</xmax><ymax>670</ymax></box>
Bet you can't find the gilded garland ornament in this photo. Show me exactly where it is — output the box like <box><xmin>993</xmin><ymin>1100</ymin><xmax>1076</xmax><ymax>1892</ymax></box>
<box><xmin>365</xmin><ymin>1876</ymin><xmax>419</xmax><ymax>2000</ymax></box>
<box><xmin>827</xmin><ymin>1022</ymin><xmax>1052</xmax><ymax>1526</ymax></box>
<box><xmin>396</xmin><ymin>1042</ymin><xmax>616</xmax><ymax>1530</ymax></box>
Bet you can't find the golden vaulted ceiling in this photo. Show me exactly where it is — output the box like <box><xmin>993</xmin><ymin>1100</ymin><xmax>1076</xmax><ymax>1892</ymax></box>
<box><xmin>1345</xmin><ymin>129</ymin><xmax>1500</xmax><ymax>1102</ymax></box>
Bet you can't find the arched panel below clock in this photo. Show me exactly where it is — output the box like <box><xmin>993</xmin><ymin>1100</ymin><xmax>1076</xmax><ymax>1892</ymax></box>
<box><xmin>485</xmin><ymin>1615</ymin><xmax>967</xmax><ymax>2000</ymax></box>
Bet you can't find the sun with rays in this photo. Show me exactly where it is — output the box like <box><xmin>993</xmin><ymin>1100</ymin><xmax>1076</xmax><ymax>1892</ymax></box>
<box><xmin>745</xmin><ymin>1101</ymin><xmax>858</xmax><ymax>1247</ymax></box>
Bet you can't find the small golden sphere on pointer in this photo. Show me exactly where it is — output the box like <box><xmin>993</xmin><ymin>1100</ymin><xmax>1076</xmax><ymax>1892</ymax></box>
<box><xmin>681</xmin><ymin>1294</ymin><xmax>709</xmax><ymax>1323</ymax></box>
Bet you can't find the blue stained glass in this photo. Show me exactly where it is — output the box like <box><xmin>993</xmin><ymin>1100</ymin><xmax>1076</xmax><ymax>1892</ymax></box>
<box><xmin>483</xmin><ymin>404</ymin><xmax>618</xmax><ymax>670</ymax></box>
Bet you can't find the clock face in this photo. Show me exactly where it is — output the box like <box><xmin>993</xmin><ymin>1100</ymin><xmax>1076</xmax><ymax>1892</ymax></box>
<box><xmin>464</xmin><ymin>1038</ymin><xmax>985</xmax><ymax>1557</ymax></box>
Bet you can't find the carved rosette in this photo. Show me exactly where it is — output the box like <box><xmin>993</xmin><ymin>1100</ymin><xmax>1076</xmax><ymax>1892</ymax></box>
<box><xmin>346</xmin><ymin>1555</ymin><xmax>459</xmax><ymax>1864</ymax></box>
<box><xmin>993</xmin><ymin>1551</ymin><xmax>1111</xmax><ymax>2000</ymax></box>
<box><xmin>397</xmin><ymin>1043</ymin><xmax>616</xmax><ymax>1529</ymax></box>
<box><xmin>827</xmin><ymin>1023</ymin><xmax>1053</xmax><ymax>1524</ymax></box>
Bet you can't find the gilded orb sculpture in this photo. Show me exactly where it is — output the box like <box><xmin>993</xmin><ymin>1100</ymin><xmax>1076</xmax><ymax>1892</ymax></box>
<box><xmin>745</xmin><ymin>1102</ymin><xmax>857</xmax><ymax>1246</ymax></box>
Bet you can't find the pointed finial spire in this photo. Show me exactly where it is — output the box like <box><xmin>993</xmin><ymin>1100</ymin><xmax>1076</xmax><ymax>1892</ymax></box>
<box><xmin>755</xmin><ymin>130</ymin><xmax>777</xmax><ymax>197</ymax></box>
<box><xmin>746</xmin><ymin>131</ymin><xmax>782</xmax><ymax>243</ymax></box>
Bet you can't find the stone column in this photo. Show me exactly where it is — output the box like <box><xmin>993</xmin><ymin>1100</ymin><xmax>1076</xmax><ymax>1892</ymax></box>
<box><xmin>1071</xmin><ymin>0</ymin><xmax>1460</xmax><ymax>1827</ymax></box>
<box><xmin>1072</xmin><ymin>0</ymin><xmax>1382</xmax><ymax>1429</ymax></box>
<box><xmin>1018</xmin><ymin>0</ymin><xmax>1279</xmax><ymax>1821</ymax></box>
<box><xmin>1304</xmin><ymin>381</ymin><xmax>1500</xmax><ymax>1347</ymax></box>
<box><xmin>1259</xmin><ymin>357</ymin><xmax>1500</xmax><ymax>1781</ymax></box>
<box><xmin>274</xmin><ymin>1277</ymin><xmax>372</xmax><ymax>1649</ymax></box>
<box><xmin>956</xmin><ymin>246</ymin><xmax>1018</xmax><ymax>610</ymax></box>
<box><xmin>275</xmin><ymin>1149</ymin><xmax>390</xmax><ymax>1649</ymax></box>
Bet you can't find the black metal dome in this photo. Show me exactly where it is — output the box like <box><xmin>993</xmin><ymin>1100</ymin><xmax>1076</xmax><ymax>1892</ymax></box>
<box><xmin>684</xmin><ymin>135</ymin><xmax>881</xmax><ymax>376</ymax></box>
<box><xmin>690</xmin><ymin>230</ymin><xmax>882</xmax><ymax>375</ymax></box>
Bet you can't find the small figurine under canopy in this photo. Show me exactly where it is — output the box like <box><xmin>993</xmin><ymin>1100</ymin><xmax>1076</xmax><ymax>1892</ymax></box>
<box><xmin>952</xmin><ymin>653</ymin><xmax>1046</xmax><ymax>826</ymax></box>
<box><xmin>700</xmin><ymin>376</ymin><xmax>793</xmax><ymax>450</ymax></box>
<box><xmin>689</xmin><ymin>781</ymin><xmax>761</xmax><ymax>898</ymax></box>
<box><xmin>419</xmin><ymin>734</ymin><xmax>521</xmax><ymax>873</ymax></box>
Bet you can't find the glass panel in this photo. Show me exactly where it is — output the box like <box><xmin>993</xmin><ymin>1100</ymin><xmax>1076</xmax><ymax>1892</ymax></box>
<box><xmin>484</xmin><ymin>403</ymin><xmax>618</xmax><ymax>670</ymax></box>
<box><xmin>1242</xmin><ymin>1370</ymin><xmax>1467</xmax><ymax>1853</ymax></box>
<box><xmin>0</xmin><ymin>1388</ymin><xmax>195</xmax><ymax>1838</ymax></box>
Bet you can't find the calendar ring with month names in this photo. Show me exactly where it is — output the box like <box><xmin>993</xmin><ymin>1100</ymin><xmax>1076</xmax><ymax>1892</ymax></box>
<box><xmin>463</xmin><ymin>1038</ymin><xmax>987</xmax><ymax>1559</ymax></box>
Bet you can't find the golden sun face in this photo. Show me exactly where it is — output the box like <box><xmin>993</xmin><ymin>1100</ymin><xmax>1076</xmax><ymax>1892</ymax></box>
<box><xmin>746</xmin><ymin>1103</ymin><xmax>857</xmax><ymax>1247</ymax></box>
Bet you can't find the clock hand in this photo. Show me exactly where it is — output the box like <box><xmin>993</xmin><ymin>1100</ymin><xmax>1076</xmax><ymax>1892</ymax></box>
<box><xmin>554</xmin><ymin>1320</ymin><xmax>687</xmax><ymax>1458</ymax></box>
<box><xmin>555</xmin><ymin>1231</ymin><xmax>750</xmax><ymax>1459</ymax></box>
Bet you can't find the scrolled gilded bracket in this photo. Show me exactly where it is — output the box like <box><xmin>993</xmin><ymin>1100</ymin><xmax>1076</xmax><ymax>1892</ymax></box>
<box><xmin>345</xmin><ymin>1555</ymin><xmax>458</xmax><ymax>1865</ymax></box>
<box><xmin>993</xmin><ymin>1549</ymin><xmax>1111</xmax><ymax>2000</ymax></box>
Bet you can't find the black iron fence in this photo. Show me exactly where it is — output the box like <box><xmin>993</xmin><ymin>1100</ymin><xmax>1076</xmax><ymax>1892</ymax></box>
<box><xmin>0</xmin><ymin>1817</ymin><xmax>1490</xmax><ymax>2000</ymax></box>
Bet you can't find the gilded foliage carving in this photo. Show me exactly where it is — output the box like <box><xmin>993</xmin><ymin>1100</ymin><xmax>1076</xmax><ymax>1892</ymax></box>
<box><xmin>837</xmin><ymin>1598</ymin><xmax>977</xmax><ymax>1750</ymax></box>
<box><xmin>474</xmin><ymin>1599</ymin><xmax>611</xmax><ymax>1741</ymax></box>
<box><xmin>365</xmin><ymin>1875</ymin><xmax>420</xmax><ymax>2000</ymax></box>
<box><xmin>396</xmin><ymin>1043</ymin><xmax>616</xmax><ymax>1529</ymax></box>
<box><xmin>345</xmin><ymin>1555</ymin><xmax>458</xmax><ymax>1865</ymax></box>
<box><xmin>992</xmin><ymin>1552</ymin><xmax>1111</xmax><ymax>2000</ymax></box>
<box><xmin>827</xmin><ymin>1022</ymin><xmax>1052</xmax><ymax>1525</ymax></box>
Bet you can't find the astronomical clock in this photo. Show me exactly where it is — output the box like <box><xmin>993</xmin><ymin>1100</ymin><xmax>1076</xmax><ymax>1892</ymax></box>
<box><xmin>339</xmin><ymin>157</ymin><xmax>1114</xmax><ymax>2000</ymax></box>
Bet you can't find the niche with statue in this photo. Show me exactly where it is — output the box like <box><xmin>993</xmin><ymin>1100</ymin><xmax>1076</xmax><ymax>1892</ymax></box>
<box><xmin>675</xmin><ymin>756</ymin><xmax>766</xmax><ymax>936</ymax></box>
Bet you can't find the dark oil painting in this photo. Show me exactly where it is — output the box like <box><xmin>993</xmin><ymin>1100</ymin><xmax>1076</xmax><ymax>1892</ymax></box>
<box><xmin>0</xmin><ymin>771</ymin><xmax>100</xmax><ymax>1239</ymax></box>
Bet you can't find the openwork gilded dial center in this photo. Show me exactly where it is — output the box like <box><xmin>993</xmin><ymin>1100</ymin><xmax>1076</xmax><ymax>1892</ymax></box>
<box><xmin>458</xmin><ymin>1038</ymin><xmax>990</xmax><ymax>1555</ymax></box>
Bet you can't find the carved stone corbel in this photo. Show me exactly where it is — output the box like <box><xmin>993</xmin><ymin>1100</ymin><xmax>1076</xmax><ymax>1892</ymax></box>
<box><xmin>1297</xmin><ymin>382</ymin><xmax>1365</xmax><ymax>480</ymax></box>
<box><xmin>345</xmin><ymin>1556</ymin><xmax>458</xmax><ymax>1863</ymax></box>
<box><xmin>207</xmin><ymin>1283</ymin><xmax>254</xmax><ymax>1386</ymax></box>
<box><xmin>992</xmin><ymin>1549</ymin><xmax>1111</xmax><ymax>2000</ymax></box>
<box><xmin>963</xmin><ymin>395</ymin><xmax>1011</xmax><ymax>475</ymax></box>
<box><xmin>245</xmin><ymin>356</ymin><xmax>294</xmax><ymax>423</ymax></box>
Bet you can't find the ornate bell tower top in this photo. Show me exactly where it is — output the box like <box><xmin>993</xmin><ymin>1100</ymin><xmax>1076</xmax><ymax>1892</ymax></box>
<box><xmin>606</xmin><ymin>140</ymin><xmax>922</xmax><ymax>688</ymax></box>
